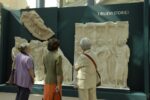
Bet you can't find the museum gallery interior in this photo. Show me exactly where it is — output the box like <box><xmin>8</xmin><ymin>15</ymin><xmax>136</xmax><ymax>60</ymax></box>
<box><xmin>0</xmin><ymin>0</ymin><xmax>149</xmax><ymax>100</ymax></box>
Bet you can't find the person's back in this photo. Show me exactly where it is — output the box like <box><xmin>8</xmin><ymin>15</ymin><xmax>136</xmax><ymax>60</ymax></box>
<box><xmin>15</xmin><ymin>53</ymin><xmax>33</xmax><ymax>89</ymax></box>
<box><xmin>44</xmin><ymin>51</ymin><xmax>62</xmax><ymax>84</ymax></box>
<box><xmin>76</xmin><ymin>49</ymin><xmax>97</xmax><ymax>89</ymax></box>
<box><xmin>75</xmin><ymin>37</ymin><xmax>97</xmax><ymax>100</ymax></box>
<box><xmin>43</xmin><ymin>37</ymin><xmax>63</xmax><ymax>100</ymax></box>
<box><xmin>14</xmin><ymin>43</ymin><xmax>35</xmax><ymax>100</ymax></box>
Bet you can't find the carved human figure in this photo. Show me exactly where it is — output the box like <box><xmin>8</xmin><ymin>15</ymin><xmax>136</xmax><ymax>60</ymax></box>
<box><xmin>11</xmin><ymin>37</ymin><xmax>28</xmax><ymax>66</ymax></box>
<box><xmin>29</xmin><ymin>40</ymin><xmax>48</xmax><ymax>84</ymax></box>
<box><xmin>115</xmin><ymin>37</ymin><xmax>130</xmax><ymax>88</ymax></box>
<box><xmin>96</xmin><ymin>40</ymin><xmax>111</xmax><ymax>86</ymax></box>
<box><xmin>106</xmin><ymin>40</ymin><xmax>116</xmax><ymax>87</ymax></box>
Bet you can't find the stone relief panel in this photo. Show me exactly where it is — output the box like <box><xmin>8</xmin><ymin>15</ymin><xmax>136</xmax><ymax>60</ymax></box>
<box><xmin>63</xmin><ymin>0</ymin><xmax>87</xmax><ymax>7</ymax></box>
<box><xmin>12</xmin><ymin>37</ymin><xmax>72</xmax><ymax>84</ymax></box>
<box><xmin>74</xmin><ymin>21</ymin><xmax>130</xmax><ymax>89</ymax></box>
<box><xmin>96</xmin><ymin>0</ymin><xmax>144</xmax><ymax>5</ymax></box>
<box><xmin>62</xmin><ymin>0</ymin><xmax>143</xmax><ymax>7</ymax></box>
<box><xmin>29</xmin><ymin>40</ymin><xmax>48</xmax><ymax>84</ymax></box>
<box><xmin>20</xmin><ymin>10</ymin><xmax>54</xmax><ymax>40</ymax></box>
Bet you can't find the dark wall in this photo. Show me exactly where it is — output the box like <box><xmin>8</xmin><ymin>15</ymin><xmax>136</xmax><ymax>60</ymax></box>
<box><xmin>147</xmin><ymin>0</ymin><xmax>150</xmax><ymax>94</ymax></box>
<box><xmin>0</xmin><ymin>9</ymin><xmax>10</xmax><ymax>83</ymax></box>
<box><xmin>58</xmin><ymin>6</ymin><xmax>87</xmax><ymax>64</ymax></box>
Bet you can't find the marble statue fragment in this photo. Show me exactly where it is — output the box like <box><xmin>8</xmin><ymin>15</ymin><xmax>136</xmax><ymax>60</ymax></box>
<box><xmin>20</xmin><ymin>10</ymin><xmax>54</xmax><ymax>40</ymax></box>
<box><xmin>11</xmin><ymin>37</ymin><xmax>28</xmax><ymax>61</ymax></box>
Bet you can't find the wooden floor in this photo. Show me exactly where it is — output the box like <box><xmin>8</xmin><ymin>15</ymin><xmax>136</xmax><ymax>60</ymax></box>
<box><xmin>0</xmin><ymin>92</ymin><xmax>78</xmax><ymax>100</ymax></box>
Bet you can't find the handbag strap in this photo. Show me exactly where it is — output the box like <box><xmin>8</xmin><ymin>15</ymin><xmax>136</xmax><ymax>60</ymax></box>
<box><xmin>83</xmin><ymin>53</ymin><xmax>97</xmax><ymax>70</ymax></box>
<box><xmin>83</xmin><ymin>53</ymin><xmax>101</xmax><ymax>78</ymax></box>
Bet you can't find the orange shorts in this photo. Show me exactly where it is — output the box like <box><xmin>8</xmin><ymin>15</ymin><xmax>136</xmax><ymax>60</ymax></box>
<box><xmin>43</xmin><ymin>84</ymin><xmax>62</xmax><ymax>100</ymax></box>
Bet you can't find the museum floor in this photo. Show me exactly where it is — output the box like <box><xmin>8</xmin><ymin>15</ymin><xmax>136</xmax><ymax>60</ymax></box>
<box><xmin>0</xmin><ymin>92</ymin><xmax>106</xmax><ymax>100</ymax></box>
<box><xmin>0</xmin><ymin>84</ymin><xmax>147</xmax><ymax>100</ymax></box>
<box><xmin>0</xmin><ymin>92</ymin><xmax>79</xmax><ymax>100</ymax></box>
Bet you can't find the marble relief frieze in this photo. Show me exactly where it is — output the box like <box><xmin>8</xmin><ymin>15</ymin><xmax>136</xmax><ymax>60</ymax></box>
<box><xmin>74</xmin><ymin>21</ymin><xmax>130</xmax><ymax>89</ymax></box>
<box><xmin>96</xmin><ymin>0</ymin><xmax>144</xmax><ymax>5</ymax></box>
